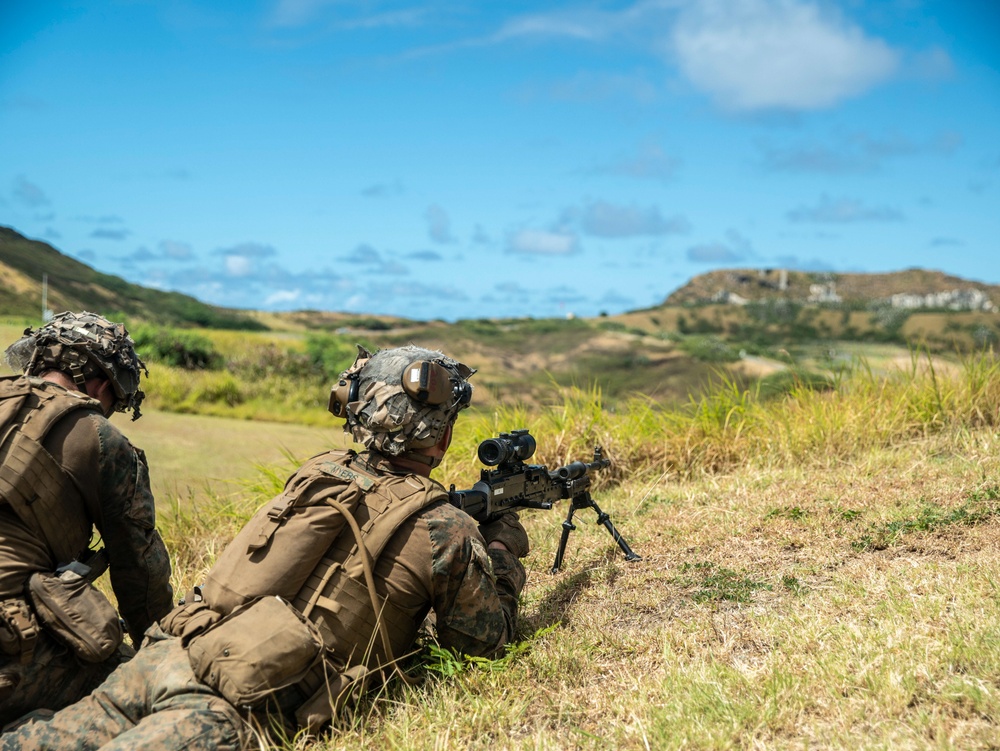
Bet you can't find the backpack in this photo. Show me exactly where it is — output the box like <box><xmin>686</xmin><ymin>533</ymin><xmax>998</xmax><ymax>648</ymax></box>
<box><xmin>177</xmin><ymin>449</ymin><xmax>447</xmax><ymax>727</ymax></box>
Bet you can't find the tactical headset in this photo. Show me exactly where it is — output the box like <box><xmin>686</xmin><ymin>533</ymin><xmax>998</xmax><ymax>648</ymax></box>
<box><xmin>328</xmin><ymin>358</ymin><xmax>473</xmax><ymax>420</ymax></box>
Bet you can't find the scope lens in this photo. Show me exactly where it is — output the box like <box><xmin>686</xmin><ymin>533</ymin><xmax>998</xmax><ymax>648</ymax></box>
<box><xmin>478</xmin><ymin>439</ymin><xmax>507</xmax><ymax>466</ymax></box>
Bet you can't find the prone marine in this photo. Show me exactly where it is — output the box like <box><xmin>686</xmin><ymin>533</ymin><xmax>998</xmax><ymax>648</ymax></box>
<box><xmin>1</xmin><ymin>344</ymin><xmax>529</xmax><ymax>750</ymax></box>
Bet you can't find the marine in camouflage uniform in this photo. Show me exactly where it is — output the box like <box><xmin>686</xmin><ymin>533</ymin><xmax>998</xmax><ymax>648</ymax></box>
<box><xmin>2</xmin><ymin>345</ymin><xmax>528</xmax><ymax>750</ymax></box>
<box><xmin>0</xmin><ymin>313</ymin><xmax>174</xmax><ymax>727</ymax></box>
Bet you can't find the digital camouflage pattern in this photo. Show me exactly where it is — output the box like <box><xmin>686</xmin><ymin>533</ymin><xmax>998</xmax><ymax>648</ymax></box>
<box><xmin>424</xmin><ymin>504</ymin><xmax>525</xmax><ymax>654</ymax></box>
<box><xmin>0</xmin><ymin>627</ymin><xmax>246</xmax><ymax>750</ymax></box>
<box><xmin>341</xmin><ymin>346</ymin><xmax>475</xmax><ymax>457</ymax></box>
<box><xmin>0</xmin><ymin>633</ymin><xmax>133</xmax><ymax>728</ymax></box>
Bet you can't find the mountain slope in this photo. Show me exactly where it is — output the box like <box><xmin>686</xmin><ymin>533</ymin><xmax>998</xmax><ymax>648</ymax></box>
<box><xmin>0</xmin><ymin>226</ymin><xmax>265</xmax><ymax>329</ymax></box>
<box><xmin>665</xmin><ymin>268</ymin><xmax>1000</xmax><ymax>309</ymax></box>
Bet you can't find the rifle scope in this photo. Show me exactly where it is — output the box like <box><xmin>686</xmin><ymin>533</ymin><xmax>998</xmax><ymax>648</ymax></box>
<box><xmin>477</xmin><ymin>429</ymin><xmax>536</xmax><ymax>466</ymax></box>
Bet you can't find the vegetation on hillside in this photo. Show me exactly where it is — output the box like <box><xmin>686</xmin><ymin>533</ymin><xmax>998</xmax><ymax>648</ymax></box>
<box><xmin>0</xmin><ymin>226</ymin><xmax>264</xmax><ymax>329</ymax></box>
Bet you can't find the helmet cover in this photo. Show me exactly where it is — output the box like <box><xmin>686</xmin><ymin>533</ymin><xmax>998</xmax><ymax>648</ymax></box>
<box><xmin>4</xmin><ymin>311</ymin><xmax>148</xmax><ymax>420</ymax></box>
<box><xmin>337</xmin><ymin>345</ymin><xmax>475</xmax><ymax>457</ymax></box>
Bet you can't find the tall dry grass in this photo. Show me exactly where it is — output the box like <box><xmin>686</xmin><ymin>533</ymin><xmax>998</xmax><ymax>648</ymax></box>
<box><xmin>440</xmin><ymin>351</ymin><xmax>1000</xmax><ymax>488</ymax></box>
<box><xmin>148</xmin><ymin>350</ymin><xmax>1000</xmax><ymax>750</ymax></box>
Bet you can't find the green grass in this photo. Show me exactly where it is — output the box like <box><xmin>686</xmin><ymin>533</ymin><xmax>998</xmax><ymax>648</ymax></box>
<box><xmin>6</xmin><ymin>311</ymin><xmax>999</xmax><ymax>749</ymax></box>
<box><xmin>126</xmin><ymin>346</ymin><xmax>1000</xmax><ymax>750</ymax></box>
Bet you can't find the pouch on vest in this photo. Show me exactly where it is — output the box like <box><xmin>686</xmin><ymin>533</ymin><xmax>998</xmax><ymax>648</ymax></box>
<box><xmin>159</xmin><ymin>600</ymin><xmax>221</xmax><ymax>646</ymax></box>
<box><xmin>201</xmin><ymin>459</ymin><xmax>367</xmax><ymax>615</ymax></box>
<box><xmin>26</xmin><ymin>570</ymin><xmax>123</xmax><ymax>663</ymax></box>
<box><xmin>187</xmin><ymin>596</ymin><xmax>325</xmax><ymax>709</ymax></box>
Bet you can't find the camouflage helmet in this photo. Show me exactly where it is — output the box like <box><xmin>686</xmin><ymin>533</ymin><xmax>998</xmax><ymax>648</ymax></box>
<box><xmin>4</xmin><ymin>311</ymin><xmax>148</xmax><ymax>420</ymax></box>
<box><xmin>330</xmin><ymin>345</ymin><xmax>475</xmax><ymax>459</ymax></box>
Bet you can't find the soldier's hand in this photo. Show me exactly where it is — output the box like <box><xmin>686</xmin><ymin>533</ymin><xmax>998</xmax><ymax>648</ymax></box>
<box><xmin>479</xmin><ymin>513</ymin><xmax>529</xmax><ymax>559</ymax></box>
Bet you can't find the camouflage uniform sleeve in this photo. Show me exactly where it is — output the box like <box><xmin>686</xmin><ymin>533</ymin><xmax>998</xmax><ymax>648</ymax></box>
<box><xmin>425</xmin><ymin>502</ymin><xmax>526</xmax><ymax>658</ymax></box>
<box><xmin>92</xmin><ymin>419</ymin><xmax>174</xmax><ymax>645</ymax></box>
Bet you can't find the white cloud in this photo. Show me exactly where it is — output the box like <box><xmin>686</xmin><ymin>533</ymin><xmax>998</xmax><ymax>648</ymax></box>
<box><xmin>264</xmin><ymin>289</ymin><xmax>301</xmax><ymax>305</ymax></box>
<box><xmin>506</xmin><ymin>229</ymin><xmax>579</xmax><ymax>256</ymax></box>
<box><xmin>224</xmin><ymin>255</ymin><xmax>254</xmax><ymax>277</ymax></box>
<box><xmin>215</xmin><ymin>242</ymin><xmax>277</xmax><ymax>277</ymax></box>
<box><xmin>669</xmin><ymin>0</ymin><xmax>899</xmax><ymax>111</ymax></box>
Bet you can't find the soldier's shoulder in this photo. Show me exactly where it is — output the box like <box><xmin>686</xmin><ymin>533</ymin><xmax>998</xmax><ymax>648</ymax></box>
<box><xmin>420</xmin><ymin>497</ymin><xmax>481</xmax><ymax>535</ymax></box>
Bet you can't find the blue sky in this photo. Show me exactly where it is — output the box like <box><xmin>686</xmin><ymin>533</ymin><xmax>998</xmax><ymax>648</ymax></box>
<box><xmin>1</xmin><ymin>1</ymin><xmax>998</xmax><ymax>321</ymax></box>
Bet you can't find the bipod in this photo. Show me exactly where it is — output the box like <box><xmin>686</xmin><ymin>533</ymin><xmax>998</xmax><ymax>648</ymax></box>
<box><xmin>551</xmin><ymin>491</ymin><xmax>641</xmax><ymax>573</ymax></box>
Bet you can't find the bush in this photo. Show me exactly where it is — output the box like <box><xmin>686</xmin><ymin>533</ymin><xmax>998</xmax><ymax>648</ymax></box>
<box><xmin>131</xmin><ymin>324</ymin><xmax>221</xmax><ymax>370</ymax></box>
<box><xmin>676</xmin><ymin>335</ymin><xmax>741</xmax><ymax>362</ymax></box>
<box><xmin>304</xmin><ymin>333</ymin><xmax>359</xmax><ymax>380</ymax></box>
<box><xmin>755</xmin><ymin>368</ymin><xmax>836</xmax><ymax>401</ymax></box>
<box><xmin>227</xmin><ymin>344</ymin><xmax>320</xmax><ymax>381</ymax></box>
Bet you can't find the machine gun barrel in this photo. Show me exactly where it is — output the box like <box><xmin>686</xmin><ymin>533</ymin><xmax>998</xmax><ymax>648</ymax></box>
<box><xmin>550</xmin><ymin>447</ymin><xmax>609</xmax><ymax>482</ymax></box>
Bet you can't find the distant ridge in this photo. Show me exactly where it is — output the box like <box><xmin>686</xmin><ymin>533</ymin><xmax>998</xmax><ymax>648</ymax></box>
<box><xmin>665</xmin><ymin>268</ymin><xmax>1000</xmax><ymax>311</ymax></box>
<box><xmin>0</xmin><ymin>226</ymin><xmax>265</xmax><ymax>329</ymax></box>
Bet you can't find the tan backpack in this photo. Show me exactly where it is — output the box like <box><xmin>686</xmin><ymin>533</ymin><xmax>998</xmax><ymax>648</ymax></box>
<box><xmin>179</xmin><ymin>450</ymin><xmax>446</xmax><ymax>726</ymax></box>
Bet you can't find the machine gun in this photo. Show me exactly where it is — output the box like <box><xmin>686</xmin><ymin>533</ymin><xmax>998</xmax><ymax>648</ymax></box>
<box><xmin>448</xmin><ymin>429</ymin><xmax>640</xmax><ymax>572</ymax></box>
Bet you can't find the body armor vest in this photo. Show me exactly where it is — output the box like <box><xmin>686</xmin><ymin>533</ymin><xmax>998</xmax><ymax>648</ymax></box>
<box><xmin>197</xmin><ymin>449</ymin><xmax>448</xmax><ymax>726</ymax></box>
<box><xmin>0</xmin><ymin>376</ymin><xmax>101</xmax><ymax>565</ymax></box>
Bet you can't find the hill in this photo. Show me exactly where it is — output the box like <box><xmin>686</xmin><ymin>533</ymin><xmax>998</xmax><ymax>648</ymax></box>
<box><xmin>2</xmin><ymin>228</ymin><xmax>997</xmax><ymax>414</ymax></box>
<box><xmin>665</xmin><ymin>267</ymin><xmax>1000</xmax><ymax>310</ymax></box>
<box><xmin>0</xmin><ymin>226</ymin><xmax>265</xmax><ymax>329</ymax></box>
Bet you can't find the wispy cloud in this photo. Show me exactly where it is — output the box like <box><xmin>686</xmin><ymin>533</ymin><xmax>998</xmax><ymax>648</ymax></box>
<box><xmin>160</xmin><ymin>240</ymin><xmax>194</xmax><ymax>260</ymax></box>
<box><xmin>686</xmin><ymin>228</ymin><xmax>753</xmax><ymax>263</ymax></box>
<box><xmin>340</xmin><ymin>242</ymin><xmax>383</xmax><ymax>265</ymax></box>
<box><xmin>568</xmin><ymin>200</ymin><xmax>690</xmax><ymax>239</ymax></box>
<box><xmin>505</xmin><ymin>228</ymin><xmax>580</xmax><ymax>256</ymax></box>
<box><xmin>406</xmin><ymin>250</ymin><xmax>443</xmax><ymax>261</ymax></box>
<box><xmin>336</xmin><ymin>242</ymin><xmax>414</xmax><ymax>277</ymax></box>
<box><xmin>361</xmin><ymin>180</ymin><xmax>403</xmax><ymax>198</ymax></box>
<box><xmin>590</xmin><ymin>142</ymin><xmax>680</xmax><ymax>182</ymax></box>
<box><xmin>787</xmin><ymin>195</ymin><xmax>904</xmax><ymax>223</ymax></box>
<box><xmin>214</xmin><ymin>241</ymin><xmax>278</xmax><ymax>277</ymax></box>
<box><xmin>90</xmin><ymin>228</ymin><xmax>131</xmax><ymax>241</ymax></box>
<box><xmin>122</xmin><ymin>240</ymin><xmax>195</xmax><ymax>265</ymax></box>
<box><xmin>267</xmin><ymin>0</ymin><xmax>428</xmax><ymax>30</ymax></box>
<box><xmin>425</xmin><ymin>203</ymin><xmax>454</xmax><ymax>244</ymax></box>
<box><xmin>759</xmin><ymin>130</ymin><xmax>962</xmax><ymax>173</ymax></box>
<box><xmin>12</xmin><ymin>176</ymin><xmax>50</xmax><ymax>207</ymax></box>
<box><xmin>930</xmin><ymin>237</ymin><xmax>964</xmax><ymax>248</ymax></box>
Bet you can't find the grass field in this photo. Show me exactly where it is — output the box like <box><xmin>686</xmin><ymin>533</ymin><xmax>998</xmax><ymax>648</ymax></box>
<box><xmin>120</xmin><ymin>409</ymin><xmax>349</xmax><ymax>501</ymax></box>
<box><xmin>128</xmin><ymin>351</ymin><xmax>1000</xmax><ymax>750</ymax></box>
<box><xmin>344</xmin><ymin>430</ymin><xmax>1000</xmax><ymax>750</ymax></box>
<box><xmin>3</xmin><ymin>314</ymin><xmax>998</xmax><ymax>748</ymax></box>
